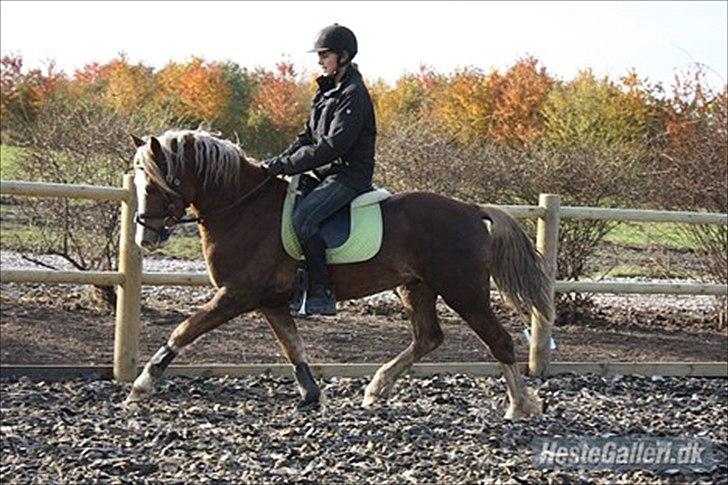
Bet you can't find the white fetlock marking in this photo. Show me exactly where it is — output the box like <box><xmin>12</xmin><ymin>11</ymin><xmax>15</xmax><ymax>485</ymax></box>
<box><xmin>133</xmin><ymin>368</ymin><xmax>154</xmax><ymax>392</ymax></box>
<box><xmin>365</xmin><ymin>374</ymin><xmax>385</xmax><ymax>397</ymax></box>
<box><xmin>297</xmin><ymin>289</ymin><xmax>307</xmax><ymax>316</ymax></box>
<box><xmin>362</xmin><ymin>393</ymin><xmax>379</xmax><ymax>408</ymax></box>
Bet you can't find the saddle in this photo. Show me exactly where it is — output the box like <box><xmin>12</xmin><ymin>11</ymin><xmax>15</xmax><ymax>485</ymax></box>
<box><xmin>281</xmin><ymin>174</ymin><xmax>391</xmax><ymax>264</ymax></box>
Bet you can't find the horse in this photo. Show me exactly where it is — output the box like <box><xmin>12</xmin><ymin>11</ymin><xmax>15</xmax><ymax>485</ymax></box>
<box><xmin>126</xmin><ymin>128</ymin><xmax>550</xmax><ymax>419</ymax></box>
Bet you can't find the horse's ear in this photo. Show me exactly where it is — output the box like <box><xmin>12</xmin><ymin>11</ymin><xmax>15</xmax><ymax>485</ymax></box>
<box><xmin>130</xmin><ymin>134</ymin><xmax>145</xmax><ymax>148</ymax></box>
<box><xmin>149</xmin><ymin>136</ymin><xmax>164</xmax><ymax>160</ymax></box>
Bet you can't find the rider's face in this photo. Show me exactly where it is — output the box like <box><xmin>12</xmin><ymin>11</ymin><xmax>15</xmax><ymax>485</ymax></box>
<box><xmin>318</xmin><ymin>50</ymin><xmax>339</xmax><ymax>77</ymax></box>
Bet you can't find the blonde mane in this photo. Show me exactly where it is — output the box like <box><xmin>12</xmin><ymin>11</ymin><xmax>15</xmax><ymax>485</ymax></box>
<box><xmin>134</xmin><ymin>129</ymin><xmax>246</xmax><ymax>195</ymax></box>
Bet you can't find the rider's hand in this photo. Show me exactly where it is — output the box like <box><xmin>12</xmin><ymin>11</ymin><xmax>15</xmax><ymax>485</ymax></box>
<box><xmin>262</xmin><ymin>157</ymin><xmax>286</xmax><ymax>176</ymax></box>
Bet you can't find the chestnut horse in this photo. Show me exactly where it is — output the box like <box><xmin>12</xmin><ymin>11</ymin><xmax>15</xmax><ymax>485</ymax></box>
<box><xmin>126</xmin><ymin>129</ymin><xmax>549</xmax><ymax>419</ymax></box>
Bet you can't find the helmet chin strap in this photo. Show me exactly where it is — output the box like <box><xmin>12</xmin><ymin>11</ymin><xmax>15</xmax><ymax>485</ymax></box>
<box><xmin>332</xmin><ymin>54</ymin><xmax>349</xmax><ymax>79</ymax></box>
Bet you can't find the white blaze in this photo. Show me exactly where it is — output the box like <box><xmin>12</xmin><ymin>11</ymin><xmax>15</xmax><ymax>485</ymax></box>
<box><xmin>134</xmin><ymin>169</ymin><xmax>149</xmax><ymax>247</ymax></box>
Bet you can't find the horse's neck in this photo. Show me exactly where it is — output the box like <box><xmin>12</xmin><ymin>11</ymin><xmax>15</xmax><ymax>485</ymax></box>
<box><xmin>190</xmin><ymin>164</ymin><xmax>260</xmax><ymax>214</ymax></box>
<box><xmin>190</xmin><ymin>166</ymin><xmax>287</xmax><ymax>230</ymax></box>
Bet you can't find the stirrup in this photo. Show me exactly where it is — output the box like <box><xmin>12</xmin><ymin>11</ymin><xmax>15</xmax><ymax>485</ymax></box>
<box><xmin>302</xmin><ymin>285</ymin><xmax>337</xmax><ymax>316</ymax></box>
<box><xmin>289</xmin><ymin>267</ymin><xmax>308</xmax><ymax>316</ymax></box>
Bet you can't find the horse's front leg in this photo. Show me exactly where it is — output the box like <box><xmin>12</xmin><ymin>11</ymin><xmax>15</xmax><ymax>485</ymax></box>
<box><xmin>261</xmin><ymin>307</ymin><xmax>321</xmax><ymax>411</ymax></box>
<box><xmin>125</xmin><ymin>287</ymin><xmax>247</xmax><ymax>404</ymax></box>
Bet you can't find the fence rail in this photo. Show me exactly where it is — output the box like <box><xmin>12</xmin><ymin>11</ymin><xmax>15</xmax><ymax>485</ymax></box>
<box><xmin>1</xmin><ymin>177</ymin><xmax>726</xmax><ymax>380</ymax></box>
<box><xmin>559</xmin><ymin>206</ymin><xmax>727</xmax><ymax>225</ymax></box>
<box><xmin>0</xmin><ymin>180</ymin><xmax>128</xmax><ymax>202</ymax></box>
<box><xmin>4</xmin><ymin>270</ymin><xmax>724</xmax><ymax>296</ymax></box>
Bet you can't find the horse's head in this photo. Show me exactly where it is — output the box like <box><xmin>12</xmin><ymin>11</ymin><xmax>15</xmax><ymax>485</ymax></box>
<box><xmin>131</xmin><ymin>133</ymin><xmax>195</xmax><ymax>251</ymax></box>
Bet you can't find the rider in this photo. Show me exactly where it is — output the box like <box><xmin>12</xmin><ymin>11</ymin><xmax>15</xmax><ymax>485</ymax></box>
<box><xmin>262</xmin><ymin>24</ymin><xmax>377</xmax><ymax>316</ymax></box>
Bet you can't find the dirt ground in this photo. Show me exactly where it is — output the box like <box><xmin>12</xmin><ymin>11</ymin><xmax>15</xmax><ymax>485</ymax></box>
<box><xmin>1</xmin><ymin>281</ymin><xmax>726</xmax><ymax>366</ymax></box>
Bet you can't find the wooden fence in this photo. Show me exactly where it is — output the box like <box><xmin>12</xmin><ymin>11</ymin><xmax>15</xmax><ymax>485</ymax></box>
<box><xmin>1</xmin><ymin>175</ymin><xmax>727</xmax><ymax>381</ymax></box>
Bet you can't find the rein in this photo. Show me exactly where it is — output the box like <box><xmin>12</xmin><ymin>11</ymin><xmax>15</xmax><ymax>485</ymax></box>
<box><xmin>194</xmin><ymin>175</ymin><xmax>274</xmax><ymax>223</ymax></box>
<box><xmin>135</xmin><ymin>174</ymin><xmax>274</xmax><ymax>233</ymax></box>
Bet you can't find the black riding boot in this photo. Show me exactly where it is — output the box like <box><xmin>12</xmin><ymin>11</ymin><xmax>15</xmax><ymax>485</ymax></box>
<box><xmin>298</xmin><ymin>234</ymin><xmax>336</xmax><ymax>316</ymax></box>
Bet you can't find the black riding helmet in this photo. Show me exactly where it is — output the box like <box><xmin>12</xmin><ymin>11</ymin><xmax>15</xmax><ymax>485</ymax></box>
<box><xmin>309</xmin><ymin>24</ymin><xmax>358</xmax><ymax>64</ymax></box>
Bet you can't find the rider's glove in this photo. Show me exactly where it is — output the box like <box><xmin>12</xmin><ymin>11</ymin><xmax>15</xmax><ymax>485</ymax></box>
<box><xmin>262</xmin><ymin>157</ymin><xmax>287</xmax><ymax>176</ymax></box>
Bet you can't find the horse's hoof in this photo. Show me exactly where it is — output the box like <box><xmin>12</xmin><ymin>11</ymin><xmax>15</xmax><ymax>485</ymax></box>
<box><xmin>503</xmin><ymin>408</ymin><xmax>520</xmax><ymax>421</ymax></box>
<box><xmin>504</xmin><ymin>387</ymin><xmax>543</xmax><ymax>421</ymax></box>
<box><xmin>503</xmin><ymin>405</ymin><xmax>542</xmax><ymax>421</ymax></box>
<box><xmin>124</xmin><ymin>386</ymin><xmax>149</xmax><ymax>406</ymax></box>
<box><xmin>361</xmin><ymin>393</ymin><xmax>383</xmax><ymax>409</ymax></box>
<box><xmin>296</xmin><ymin>398</ymin><xmax>320</xmax><ymax>412</ymax></box>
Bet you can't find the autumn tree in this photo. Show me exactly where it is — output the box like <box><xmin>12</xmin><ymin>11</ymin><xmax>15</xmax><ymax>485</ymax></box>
<box><xmin>71</xmin><ymin>54</ymin><xmax>155</xmax><ymax>115</ymax></box>
<box><xmin>484</xmin><ymin>56</ymin><xmax>555</xmax><ymax>146</ymax></box>
<box><xmin>246</xmin><ymin>61</ymin><xmax>310</xmax><ymax>156</ymax></box>
<box><xmin>370</xmin><ymin>65</ymin><xmax>442</xmax><ymax>133</ymax></box>
<box><xmin>540</xmin><ymin>69</ymin><xmax>662</xmax><ymax>153</ymax></box>
<box><xmin>428</xmin><ymin>67</ymin><xmax>491</xmax><ymax>143</ymax></box>
<box><xmin>649</xmin><ymin>68</ymin><xmax>727</xmax><ymax>320</ymax></box>
<box><xmin>214</xmin><ymin>61</ymin><xmax>255</xmax><ymax>140</ymax></box>
<box><xmin>154</xmin><ymin>57</ymin><xmax>231</xmax><ymax>128</ymax></box>
<box><xmin>1</xmin><ymin>54</ymin><xmax>66</xmax><ymax>142</ymax></box>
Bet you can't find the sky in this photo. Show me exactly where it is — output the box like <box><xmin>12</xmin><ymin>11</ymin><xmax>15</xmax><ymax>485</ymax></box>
<box><xmin>1</xmin><ymin>1</ymin><xmax>726</xmax><ymax>90</ymax></box>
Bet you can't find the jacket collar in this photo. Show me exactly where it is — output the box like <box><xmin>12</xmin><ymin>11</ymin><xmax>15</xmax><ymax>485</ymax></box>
<box><xmin>316</xmin><ymin>66</ymin><xmax>357</xmax><ymax>97</ymax></box>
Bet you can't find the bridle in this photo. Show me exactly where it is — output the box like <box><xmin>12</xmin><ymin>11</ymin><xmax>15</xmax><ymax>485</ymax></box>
<box><xmin>134</xmin><ymin>168</ymin><xmax>273</xmax><ymax>239</ymax></box>
<box><xmin>134</xmin><ymin>176</ymin><xmax>191</xmax><ymax>240</ymax></box>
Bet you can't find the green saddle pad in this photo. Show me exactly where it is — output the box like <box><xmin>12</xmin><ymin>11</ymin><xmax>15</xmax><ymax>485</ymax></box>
<box><xmin>281</xmin><ymin>175</ymin><xmax>389</xmax><ymax>264</ymax></box>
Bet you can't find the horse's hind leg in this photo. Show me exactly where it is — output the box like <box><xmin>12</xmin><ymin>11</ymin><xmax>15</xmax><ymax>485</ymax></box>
<box><xmin>362</xmin><ymin>283</ymin><xmax>443</xmax><ymax>407</ymax></box>
<box><xmin>261</xmin><ymin>307</ymin><xmax>321</xmax><ymax>411</ymax></box>
<box><xmin>125</xmin><ymin>287</ymin><xmax>245</xmax><ymax>403</ymax></box>
<box><xmin>450</xmin><ymin>297</ymin><xmax>542</xmax><ymax>420</ymax></box>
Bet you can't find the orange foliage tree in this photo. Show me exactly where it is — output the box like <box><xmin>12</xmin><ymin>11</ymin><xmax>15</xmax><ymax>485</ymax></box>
<box><xmin>1</xmin><ymin>54</ymin><xmax>65</xmax><ymax>137</ymax></box>
<box><xmin>71</xmin><ymin>55</ymin><xmax>155</xmax><ymax>114</ymax></box>
<box><xmin>154</xmin><ymin>57</ymin><xmax>231</xmax><ymax>126</ymax></box>
<box><xmin>428</xmin><ymin>67</ymin><xmax>491</xmax><ymax>143</ymax></box>
<box><xmin>657</xmin><ymin>67</ymin><xmax>727</xmax><ymax>210</ymax></box>
<box><xmin>485</xmin><ymin>56</ymin><xmax>555</xmax><ymax>146</ymax></box>
<box><xmin>426</xmin><ymin>57</ymin><xmax>554</xmax><ymax>145</ymax></box>
<box><xmin>246</xmin><ymin>61</ymin><xmax>310</xmax><ymax>155</ymax></box>
<box><xmin>369</xmin><ymin>65</ymin><xmax>443</xmax><ymax>133</ymax></box>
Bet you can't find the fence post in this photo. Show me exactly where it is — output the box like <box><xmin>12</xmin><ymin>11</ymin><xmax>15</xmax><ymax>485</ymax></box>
<box><xmin>114</xmin><ymin>174</ymin><xmax>142</xmax><ymax>382</ymax></box>
<box><xmin>529</xmin><ymin>193</ymin><xmax>560</xmax><ymax>376</ymax></box>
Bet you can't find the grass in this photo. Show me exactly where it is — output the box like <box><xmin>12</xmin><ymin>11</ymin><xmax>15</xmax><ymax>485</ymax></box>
<box><xmin>0</xmin><ymin>144</ymin><xmax>25</xmax><ymax>180</ymax></box>
<box><xmin>594</xmin><ymin>265</ymin><xmax>647</xmax><ymax>278</ymax></box>
<box><xmin>0</xmin><ymin>224</ymin><xmax>46</xmax><ymax>252</ymax></box>
<box><xmin>0</xmin><ymin>217</ymin><xmax>203</xmax><ymax>261</ymax></box>
<box><xmin>604</xmin><ymin>222</ymin><xmax>698</xmax><ymax>250</ymax></box>
<box><xmin>156</xmin><ymin>235</ymin><xmax>203</xmax><ymax>260</ymax></box>
<box><xmin>588</xmin><ymin>265</ymin><xmax>690</xmax><ymax>280</ymax></box>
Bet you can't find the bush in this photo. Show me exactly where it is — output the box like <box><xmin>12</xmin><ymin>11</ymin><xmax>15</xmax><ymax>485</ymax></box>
<box><xmin>376</xmin><ymin>118</ymin><xmax>654</xmax><ymax>322</ymax></box>
<box><xmin>375</xmin><ymin>119</ymin><xmax>511</xmax><ymax>203</ymax></box>
<box><xmin>8</xmin><ymin>90</ymin><xmax>173</xmax><ymax>308</ymax></box>
<box><xmin>646</xmin><ymin>70</ymin><xmax>727</xmax><ymax>325</ymax></box>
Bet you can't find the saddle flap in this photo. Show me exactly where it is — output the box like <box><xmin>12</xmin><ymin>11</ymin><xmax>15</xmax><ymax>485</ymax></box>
<box><xmin>281</xmin><ymin>174</ymin><xmax>386</xmax><ymax>264</ymax></box>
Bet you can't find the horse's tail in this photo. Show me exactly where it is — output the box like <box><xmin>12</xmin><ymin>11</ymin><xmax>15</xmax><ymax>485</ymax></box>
<box><xmin>479</xmin><ymin>205</ymin><xmax>552</xmax><ymax>324</ymax></box>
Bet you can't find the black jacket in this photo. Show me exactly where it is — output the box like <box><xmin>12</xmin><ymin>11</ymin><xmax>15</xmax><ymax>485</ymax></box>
<box><xmin>276</xmin><ymin>65</ymin><xmax>376</xmax><ymax>193</ymax></box>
